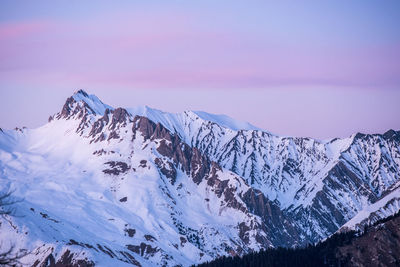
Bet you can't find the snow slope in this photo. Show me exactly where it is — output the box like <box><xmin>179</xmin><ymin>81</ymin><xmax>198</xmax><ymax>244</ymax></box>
<box><xmin>340</xmin><ymin>184</ymin><xmax>400</xmax><ymax>232</ymax></box>
<box><xmin>1</xmin><ymin>89</ymin><xmax>399</xmax><ymax>266</ymax></box>
<box><xmin>0</xmin><ymin>93</ymin><xmax>274</xmax><ymax>266</ymax></box>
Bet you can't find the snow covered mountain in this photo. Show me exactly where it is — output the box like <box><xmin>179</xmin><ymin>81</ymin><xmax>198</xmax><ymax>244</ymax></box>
<box><xmin>0</xmin><ymin>90</ymin><xmax>399</xmax><ymax>266</ymax></box>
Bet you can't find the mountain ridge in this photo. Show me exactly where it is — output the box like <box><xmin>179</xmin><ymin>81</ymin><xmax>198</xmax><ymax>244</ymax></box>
<box><xmin>0</xmin><ymin>89</ymin><xmax>399</xmax><ymax>266</ymax></box>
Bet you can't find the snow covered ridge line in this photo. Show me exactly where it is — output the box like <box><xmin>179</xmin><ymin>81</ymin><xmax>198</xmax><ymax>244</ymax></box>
<box><xmin>1</xmin><ymin>89</ymin><xmax>400</xmax><ymax>266</ymax></box>
<box><xmin>48</xmin><ymin>89</ymin><xmax>263</xmax><ymax>133</ymax></box>
<box><xmin>0</xmin><ymin>90</ymin><xmax>302</xmax><ymax>266</ymax></box>
<box><xmin>50</xmin><ymin>91</ymin><xmax>304</xmax><ymax>245</ymax></box>
<box><xmin>49</xmin><ymin>89</ymin><xmax>400</xmax><ymax>238</ymax></box>
<box><xmin>339</xmin><ymin>185</ymin><xmax>400</xmax><ymax>232</ymax></box>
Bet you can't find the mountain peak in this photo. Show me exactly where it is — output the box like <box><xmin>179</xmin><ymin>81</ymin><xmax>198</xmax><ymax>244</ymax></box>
<box><xmin>73</xmin><ymin>89</ymin><xmax>89</xmax><ymax>97</ymax></box>
<box><xmin>383</xmin><ymin>129</ymin><xmax>400</xmax><ymax>141</ymax></box>
<box><xmin>55</xmin><ymin>90</ymin><xmax>113</xmax><ymax>120</ymax></box>
<box><xmin>71</xmin><ymin>90</ymin><xmax>113</xmax><ymax>115</ymax></box>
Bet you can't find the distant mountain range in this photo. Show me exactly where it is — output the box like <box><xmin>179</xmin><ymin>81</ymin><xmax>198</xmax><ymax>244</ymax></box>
<box><xmin>0</xmin><ymin>89</ymin><xmax>399</xmax><ymax>266</ymax></box>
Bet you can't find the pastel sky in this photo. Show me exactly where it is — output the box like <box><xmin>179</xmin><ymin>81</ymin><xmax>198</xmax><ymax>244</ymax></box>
<box><xmin>1</xmin><ymin>1</ymin><xmax>399</xmax><ymax>138</ymax></box>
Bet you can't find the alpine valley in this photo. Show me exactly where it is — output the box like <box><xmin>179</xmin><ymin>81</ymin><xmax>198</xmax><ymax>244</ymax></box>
<box><xmin>1</xmin><ymin>90</ymin><xmax>399</xmax><ymax>266</ymax></box>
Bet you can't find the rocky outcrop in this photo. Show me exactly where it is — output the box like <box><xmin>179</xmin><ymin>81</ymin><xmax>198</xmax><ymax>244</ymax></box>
<box><xmin>133</xmin><ymin>116</ymin><xmax>211</xmax><ymax>185</ymax></box>
<box><xmin>180</xmin><ymin>117</ymin><xmax>400</xmax><ymax>244</ymax></box>
<box><xmin>103</xmin><ymin>161</ymin><xmax>130</xmax><ymax>175</ymax></box>
<box><xmin>131</xmin><ymin>115</ymin><xmax>303</xmax><ymax>248</ymax></box>
<box><xmin>242</xmin><ymin>188</ymin><xmax>301</xmax><ymax>246</ymax></box>
<box><xmin>56</xmin><ymin>96</ymin><xmax>95</xmax><ymax>121</ymax></box>
<box><xmin>89</xmin><ymin>109</ymin><xmax>111</xmax><ymax>137</ymax></box>
<box><xmin>126</xmin><ymin>243</ymin><xmax>159</xmax><ymax>259</ymax></box>
<box><xmin>31</xmin><ymin>90</ymin><xmax>400</xmax><ymax>265</ymax></box>
<box><xmin>36</xmin><ymin>250</ymin><xmax>95</xmax><ymax>267</ymax></box>
<box><xmin>154</xmin><ymin>157</ymin><xmax>177</xmax><ymax>185</ymax></box>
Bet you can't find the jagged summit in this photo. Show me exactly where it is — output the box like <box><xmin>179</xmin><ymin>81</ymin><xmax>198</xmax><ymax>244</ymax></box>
<box><xmin>50</xmin><ymin>90</ymin><xmax>114</xmax><ymax>121</ymax></box>
<box><xmin>74</xmin><ymin>89</ymin><xmax>89</xmax><ymax>97</ymax></box>
<box><xmin>57</xmin><ymin>90</ymin><xmax>266</xmax><ymax>135</ymax></box>
<box><xmin>1</xmin><ymin>89</ymin><xmax>399</xmax><ymax>266</ymax></box>
<box><xmin>71</xmin><ymin>89</ymin><xmax>113</xmax><ymax>115</ymax></box>
<box><xmin>383</xmin><ymin>129</ymin><xmax>400</xmax><ymax>140</ymax></box>
<box><xmin>59</xmin><ymin>90</ymin><xmax>399</xmax><ymax>140</ymax></box>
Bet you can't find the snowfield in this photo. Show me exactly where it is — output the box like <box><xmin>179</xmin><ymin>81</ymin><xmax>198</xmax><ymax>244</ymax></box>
<box><xmin>0</xmin><ymin>90</ymin><xmax>399</xmax><ymax>266</ymax></box>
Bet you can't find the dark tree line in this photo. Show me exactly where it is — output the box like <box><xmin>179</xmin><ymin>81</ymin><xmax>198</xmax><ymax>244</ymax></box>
<box><xmin>195</xmin><ymin>210</ymin><xmax>400</xmax><ymax>267</ymax></box>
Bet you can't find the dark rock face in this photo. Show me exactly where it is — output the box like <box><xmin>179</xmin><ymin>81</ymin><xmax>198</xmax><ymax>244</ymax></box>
<box><xmin>124</xmin><ymin>228</ymin><xmax>136</xmax><ymax>238</ymax></box>
<box><xmin>118</xmin><ymin>251</ymin><xmax>142</xmax><ymax>267</ymax></box>
<box><xmin>242</xmin><ymin>188</ymin><xmax>301</xmax><ymax>246</ymax></box>
<box><xmin>109</xmin><ymin>108</ymin><xmax>131</xmax><ymax>131</ymax></box>
<box><xmin>103</xmin><ymin>161</ymin><xmax>130</xmax><ymax>175</ymax></box>
<box><xmin>76</xmin><ymin>89</ymin><xmax>89</xmax><ymax>97</ymax></box>
<box><xmin>58</xmin><ymin>96</ymin><xmax>75</xmax><ymax>119</ymax></box>
<box><xmin>180</xmin><ymin>236</ymin><xmax>187</xmax><ymax>246</ymax></box>
<box><xmin>238</xmin><ymin>222</ymin><xmax>250</xmax><ymax>244</ymax></box>
<box><xmin>131</xmin><ymin>116</ymin><xmax>301</xmax><ymax>248</ymax></box>
<box><xmin>55</xmin><ymin>95</ymin><xmax>134</xmax><ymax>143</ymax></box>
<box><xmin>88</xmin><ymin>108</ymin><xmax>131</xmax><ymax>141</ymax></box>
<box><xmin>89</xmin><ymin>109</ymin><xmax>111</xmax><ymax>138</ymax></box>
<box><xmin>57</xmin><ymin>97</ymin><xmax>95</xmax><ymax>120</ymax></box>
<box><xmin>154</xmin><ymin>158</ymin><xmax>177</xmax><ymax>185</ymax></box>
<box><xmin>126</xmin><ymin>243</ymin><xmax>159</xmax><ymax>258</ymax></box>
<box><xmin>38</xmin><ymin>250</ymin><xmax>95</xmax><ymax>267</ymax></box>
<box><xmin>133</xmin><ymin>116</ymin><xmax>211</xmax><ymax>185</ymax></box>
<box><xmin>144</xmin><ymin>234</ymin><xmax>156</xmax><ymax>242</ymax></box>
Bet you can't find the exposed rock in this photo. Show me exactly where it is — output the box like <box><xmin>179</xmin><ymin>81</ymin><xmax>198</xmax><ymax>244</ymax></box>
<box><xmin>383</xmin><ymin>129</ymin><xmax>400</xmax><ymax>142</ymax></box>
<box><xmin>180</xmin><ymin>236</ymin><xmax>187</xmax><ymax>247</ymax></box>
<box><xmin>132</xmin><ymin>116</ymin><xmax>212</xmax><ymax>185</ymax></box>
<box><xmin>58</xmin><ymin>96</ymin><xmax>75</xmax><ymax>119</ymax></box>
<box><xmin>109</xmin><ymin>107</ymin><xmax>131</xmax><ymax>130</ymax></box>
<box><xmin>139</xmin><ymin>159</ymin><xmax>147</xmax><ymax>167</ymax></box>
<box><xmin>39</xmin><ymin>250</ymin><xmax>95</xmax><ymax>267</ymax></box>
<box><xmin>124</xmin><ymin>228</ymin><xmax>136</xmax><ymax>238</ymax></box>
<box><xmin>97</xmin><ymin>244</ymin><xmax>117</xmax><ymax>258</ymax></box>
<box><xmin>118</xmin><ymin>251</ymin><xmax>142</xmax><ymax>266</ymax></box>
<box><xmin>89</xmin><ymin>109</ymin><xmax>110</xmax><ymax>138</ymax></box>
<box><xmin>154</xmin><ymin>157</ymin><xmax>177</xmax><ymax>185</ymax></box>
<box><xmin>56</xmin><ymin>96</ymin><xmax>95</xmax><ymax>121</ymax></box>
<box><xmin>39</xmin><ymin>212</ymin><xmax>60</xmax><ymax>223</ymax></box>
<box><xmin>76</xmin><ymin>89</ymin><xmax>89</xmax><ymax>97</ymax></box>
<box><xmin>92</xmin><ymin>149</ymin><xmax>107</xmax><ymax>156</ymax></box>
<box><xmin>103</xmin><ymin>161</ymin><xmax>130</xmax><ymax>175</ymax></box>
<box><xmin>126</xmin><ymin>243</ymin><xmax>159</xmax><ymax>258</ymax></box>
<box><xmin>242</xmin><ymin>188</ymin><xmax>300</xmax><ymax>246</ymax></box>
<box><xmin>144</xmin><ymin>234</ymin><xmax>156</xmax><ymax>242</ymax></box>
<box><xmin>238</xmin><ymin>222</ymin><xmax>250</xmax><ymax>244</ymax></box>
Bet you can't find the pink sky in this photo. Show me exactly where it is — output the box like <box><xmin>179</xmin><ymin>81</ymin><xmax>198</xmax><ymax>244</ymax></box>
<box><xmin>1</xmin><ymin>1</ymin><xmax>399</xmax><ymax>138</ymax></box>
